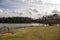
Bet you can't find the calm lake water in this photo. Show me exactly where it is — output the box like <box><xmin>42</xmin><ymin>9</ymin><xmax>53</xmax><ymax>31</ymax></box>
<box><xmin>0</xmin><ymin>23</ymin><xmax>43</xmax><ymax>28</ymax></box>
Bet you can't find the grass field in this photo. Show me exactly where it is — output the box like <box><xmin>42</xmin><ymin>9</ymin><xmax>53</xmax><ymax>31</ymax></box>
<box><xmin>0</xmin><ymin>26</ymin><xmax>60</xmax><ymax>40</ymax></box>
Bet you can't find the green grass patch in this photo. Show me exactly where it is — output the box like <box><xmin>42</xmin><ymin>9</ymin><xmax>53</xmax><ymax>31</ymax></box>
<box><xmin>0</xmin><ymin>26</ymin><xmax>60</xmax><ymax>40</ymax></box>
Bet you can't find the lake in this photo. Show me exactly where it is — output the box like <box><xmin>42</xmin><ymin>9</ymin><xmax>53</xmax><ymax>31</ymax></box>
<box><xmin>0</xmin><ymin>23</ymin><xmax>44</xmax><ymax>28</ymax></box>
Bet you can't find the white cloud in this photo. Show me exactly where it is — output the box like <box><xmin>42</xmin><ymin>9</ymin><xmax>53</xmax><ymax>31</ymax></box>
<box><xmin>0</xmin><ymin>0</ymin><xmax>60</xmax><ymax>18</ymax></box>
<box><xmin>0</xmin><ymin>9</ymin><xmax>3</xmax><ymax>13</ymax></box>
<box><xmin>0</xmin><ymin>0</ymin><xmax>60</xmax><ymax>9</ymax></box>
<box><xmin>42</xmin><ymin>0</ymin><xmax>60</xmax><ymax>4</ymax></box>
<box><xmin>22</xmin><ymin>0</ymin><xmax>42</xmax><ymax>4</ymax></box>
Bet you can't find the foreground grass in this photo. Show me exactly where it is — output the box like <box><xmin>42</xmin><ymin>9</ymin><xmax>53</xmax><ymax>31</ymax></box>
<box><xmin>0</xmin><ymin>26</ymin><xmax>60</xmax><ymax>40</ymax></box>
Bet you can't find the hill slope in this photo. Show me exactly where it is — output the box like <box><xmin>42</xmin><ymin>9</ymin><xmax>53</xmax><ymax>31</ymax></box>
<box><xmin>0</xmin><ymin>26</ymin><xmax>60</xmax><ymax>40</ymax></box>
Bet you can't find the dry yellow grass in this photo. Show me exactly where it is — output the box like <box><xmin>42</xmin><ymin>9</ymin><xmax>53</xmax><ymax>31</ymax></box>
<box><xmin>0</xmin><ymin>26</ymin><xmax>60</xmax><ymax>40</ymax></box>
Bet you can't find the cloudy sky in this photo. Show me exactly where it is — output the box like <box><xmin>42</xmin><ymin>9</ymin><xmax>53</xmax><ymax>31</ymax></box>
<box><xmin>0</xmin><ymin>0</ymin><xmax>60</xmax><ymax>18</ymax></box>
<box><xmin>0</xmin><ymin>0</ymin><xmax>60</xmax><ymax>10</ymax></box>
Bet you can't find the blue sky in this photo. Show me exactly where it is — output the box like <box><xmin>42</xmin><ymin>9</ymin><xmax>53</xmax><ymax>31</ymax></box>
<box><xmin>0</xmin><ymin>0</ymin><xmax>26</xmax><ymax>9</ymax></box>
<box><xmin>0</xmin><ymin>0</ymin><xmax>60</xmax><ymax>18</ymax></box>
<box><xmin>0</xmin><ymin>0</ymin><xmax>60</xmax><ymax>10</ymax></box>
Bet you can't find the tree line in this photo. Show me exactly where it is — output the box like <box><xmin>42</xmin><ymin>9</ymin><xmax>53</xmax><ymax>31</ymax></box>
<box><xmin>0</xmin><ymin>14</ymin><xmax>60</xmax><ymax>26</ymax></box>
<box><xmin>0</xmin><ymin>17</ymin><xmax>34</xmax><ymax>23</ymax></box>
<box><xmin>36</xmin><ymin>14</ymin><xmax>60</xmax><ymax>26</ymax></box>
